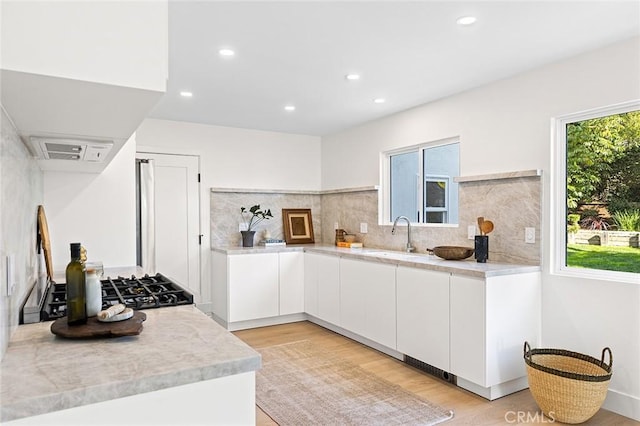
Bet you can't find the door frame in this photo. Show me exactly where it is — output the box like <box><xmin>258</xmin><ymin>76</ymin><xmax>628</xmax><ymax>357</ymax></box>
<box><xmin>136</xmin><ymin>146</ymin><xmax>204</xmax><ymax>306</ymax></box>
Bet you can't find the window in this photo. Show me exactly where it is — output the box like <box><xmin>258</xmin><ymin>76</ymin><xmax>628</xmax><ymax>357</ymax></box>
<box><xmin>383</xmin><ymin>138</ymin><xmax>459</xmax><ymax>225</ymax></box>
<box><xmin>424</xmin><ymin>177</ymin><xmax>449</xmax><ymax>223</ymax></box>
<box><xmin>555</xmin><ymin>100</ymin><xmax>640</xmax><ymax>279</ymax></box>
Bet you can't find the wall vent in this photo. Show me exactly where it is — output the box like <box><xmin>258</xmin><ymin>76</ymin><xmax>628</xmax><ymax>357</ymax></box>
<box><xmin>30</xmin><ymin>136</ymin><xmax>113</xmax><ymax>162</ymax></box>
<box><xmin>404</xmin><ymin>355</ymin><xmax>456</xmax><ymax>384</ymax></box>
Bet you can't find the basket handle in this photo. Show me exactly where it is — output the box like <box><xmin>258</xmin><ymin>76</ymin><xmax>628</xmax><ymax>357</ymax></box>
<box><xmin>601</xmin><ymin>347</ymin><xmax>613</xmax><ymax>369</ymax></box>
<box><xmin>523</xmin><ymin>341</ymin><xmax>532</xmax><ymax>362</ymax></box>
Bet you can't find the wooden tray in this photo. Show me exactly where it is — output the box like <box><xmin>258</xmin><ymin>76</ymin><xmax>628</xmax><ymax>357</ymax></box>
<box><xmin>50</xmin><ymin>312</ymin><xmax>147</xmax><ymax>339</ymax></box>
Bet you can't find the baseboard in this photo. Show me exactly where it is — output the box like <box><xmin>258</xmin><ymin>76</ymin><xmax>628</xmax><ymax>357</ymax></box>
<box><xmin>456</xmin><ymin>376</ymin><xmax>529</xmax><ymax>401</ymax></box>
<box><xmin>306</xmin><ymin>315</ymin><xmax>404</xmax><ymax>361</ymax></box>
<box><xmin>225</xmin><ymin>313</ymin><xmax>307</xmax><ymax>332</ymax></box>
<box><xmin>603</xmin><ymin>388</ymin><xmax>640</xmax><ymax>421</ymax></box>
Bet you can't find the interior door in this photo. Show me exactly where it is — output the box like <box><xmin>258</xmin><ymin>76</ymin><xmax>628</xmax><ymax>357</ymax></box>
<box><xmin>137</xmin><ymin>152</ymin><xmax>201</xmax><ymax>300</ymax></box>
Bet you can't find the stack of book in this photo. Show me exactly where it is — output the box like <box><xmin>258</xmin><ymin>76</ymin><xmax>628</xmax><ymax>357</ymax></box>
<box><xmin>336</xmin><ymin>241</ymin><xmax>363</xmax><ymax>248</ymax></box>
<box><xmin>259</xmin><ymin>239</ymin><xmax>286</xmax><ymax>247</ymax></box>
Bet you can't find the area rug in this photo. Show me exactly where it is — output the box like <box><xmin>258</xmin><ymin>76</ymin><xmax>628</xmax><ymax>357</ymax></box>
<box><xmin>256</xmin><ymin>340</ymin><xmax>454</xmax><ymax>425</ymax></box>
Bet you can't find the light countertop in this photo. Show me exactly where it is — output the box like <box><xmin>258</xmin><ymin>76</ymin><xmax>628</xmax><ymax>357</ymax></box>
<box><xmin>0</xmin><ymin>305</ymin><xmax>261</xmax><ymax>422</ymax></box>
<box><xmin>212</xmin><ymin>244</ymin><xmax>540</xmax><ymax>278</ymax></box>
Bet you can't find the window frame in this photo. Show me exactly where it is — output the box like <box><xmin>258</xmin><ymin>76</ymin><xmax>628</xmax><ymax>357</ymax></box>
<box><xmin>380</xmin><ymin>136</ymin><xmax>459</xmax><ymax>227</ymax></box>
<box><xmin>552</xmin><ymin>99</ymin><xmax>640</xmax><ymax>284</ymax></box>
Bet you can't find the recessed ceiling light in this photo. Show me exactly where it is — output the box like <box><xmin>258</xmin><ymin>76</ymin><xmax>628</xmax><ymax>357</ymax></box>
<box><xmin>345</xmin><ymin>74</ymin><xmax>361</xmax><ymax>81</ymax></box>
<box><xmin>373</xmin><ymin>98</ymin><xmax>386</xmax><ymax>104</ymax></box>
<box><xmin>284</xmin><ymin>105</ymin><xmax>296</xmax><ymax>111</ymax></box>
<box><xmin>180</xmin><ymin>91</ymin><xmax>193</xmax><ymax>98</ymax></box>
<box><xmin>456</xmin><ymin>16</ymin><xmax>477</xmax><ymax>26</ymax></box>
<box><xmin>219</xmin><ymin>48</ymin><xmax>235</xmax><ymax>57</ymax></box>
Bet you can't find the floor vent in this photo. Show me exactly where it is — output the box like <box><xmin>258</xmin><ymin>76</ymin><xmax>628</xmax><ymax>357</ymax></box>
<box><xmin>404</xmin><ymin>355</ymin><xmax>456</xmax><ymax>385</ymax></box>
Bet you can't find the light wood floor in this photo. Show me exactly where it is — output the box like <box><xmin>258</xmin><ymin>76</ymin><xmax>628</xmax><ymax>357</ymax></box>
<box><xmin>234</xmin><ymin>321</ymin><xmax>637</xmax><ymax>426</ymax></box>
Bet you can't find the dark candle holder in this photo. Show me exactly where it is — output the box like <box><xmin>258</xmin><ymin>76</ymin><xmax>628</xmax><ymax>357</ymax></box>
<box><xmin>475</xmin><ymin>235</ymin><xmax>489</xmax><ymax>263</ymax></box>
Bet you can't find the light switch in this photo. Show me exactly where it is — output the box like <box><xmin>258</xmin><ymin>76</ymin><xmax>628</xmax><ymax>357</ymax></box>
<box><xmin>360</xmin><ymin>223</ymin><xmax>368</xmax><ymax>233</ymax></box>
<box><xmin>467</xmin><ymin>225</ymin><xmax>476</xmax><ymax>240</ymax></box>
<box><xmin>525</xmin><ymin>227</ymin><xmax>536</xmax><ymax>244</ymax></box>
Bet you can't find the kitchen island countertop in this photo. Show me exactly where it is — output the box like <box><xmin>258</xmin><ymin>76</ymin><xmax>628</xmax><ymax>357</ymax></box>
<box><xmin>0</xmin><ymin>305</ymin><xmax>261</xmax><ymax>422</ymax></box>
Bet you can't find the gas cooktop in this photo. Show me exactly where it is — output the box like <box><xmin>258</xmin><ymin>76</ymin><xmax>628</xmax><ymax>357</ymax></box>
<box><xmin>22</xmin><ymin>273</ymin><xmax>194</xmax><ymax>323</ymax></box>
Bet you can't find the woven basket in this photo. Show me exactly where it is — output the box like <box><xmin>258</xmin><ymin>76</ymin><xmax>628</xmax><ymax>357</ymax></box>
<box><xmin>524</xmin><ymin>342</ymin><xmax>612</xmax><ymax>424</ymax></box>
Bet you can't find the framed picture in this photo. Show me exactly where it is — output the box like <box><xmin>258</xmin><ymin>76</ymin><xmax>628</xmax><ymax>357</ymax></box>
<box><xmin>282</xmin><ymin>209</ymin><xmax>315</xmax><ymax>244</ymax></box>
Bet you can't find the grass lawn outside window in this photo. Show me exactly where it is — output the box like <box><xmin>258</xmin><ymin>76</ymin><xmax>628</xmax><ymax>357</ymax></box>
<box><xmin>567</xmin><ymin>244</ymin><xmax>640</xmax><ymax>273</ymax></box>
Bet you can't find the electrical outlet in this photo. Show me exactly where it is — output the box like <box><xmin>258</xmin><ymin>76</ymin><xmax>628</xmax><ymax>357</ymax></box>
<box><xmin>467</xmin><ymin>225</ymin><xmax>476</xmax><ymax>240</ymax></box>
<box><xmin>360</xmin><ymin>223</ymin><xmax>368</xmax><ymax>233</ymax></box>
<box><xmin>334</xmin><ymin>222</ymin><xmax>339</xmax><ymax>230</ymax></box>
<box><xmin>525</xmin><ymin>227</ymin><xmax>536</xmax><ymax>244</ymax></box>
<box><xmin>239</xmin><ymin>223</ymin><xmax>248</xmax><ymax>232</ymax></box>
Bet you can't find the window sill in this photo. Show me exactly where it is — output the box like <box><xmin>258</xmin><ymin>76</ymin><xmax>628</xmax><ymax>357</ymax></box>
<box><xmin>554</xmin><ymin>266</ymin><xmax>639</xmax><ymax>285</ymax></box>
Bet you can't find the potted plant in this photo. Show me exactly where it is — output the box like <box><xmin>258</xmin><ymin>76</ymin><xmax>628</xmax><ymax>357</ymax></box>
<box><xmin>240</xmin><ymin>205</ymin><xmax>273</xmax><ymax>247</ymax></box>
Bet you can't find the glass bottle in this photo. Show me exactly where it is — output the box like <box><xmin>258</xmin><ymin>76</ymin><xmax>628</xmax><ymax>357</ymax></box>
<box><xmin>85</xmin><ymin>268</ymin><xmax>102</xmax><ymax>317</ymax></box>
<box><xmin>66</xmin><ymin>243</ymin><xmax>87</xmax><ymax>325</ymax></box>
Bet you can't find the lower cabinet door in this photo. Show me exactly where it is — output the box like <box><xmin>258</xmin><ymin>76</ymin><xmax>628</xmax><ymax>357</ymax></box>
<box><xmin>228</xmin><ymin>253</ymin><xmax>279</xmax><ymax>322</ymax></box>
<box><xmin>449</xmin><ymin>274</ymin><xmax>486</xmax><ymax>385</ymax></box>
<box><xmin>304</xmin><ymin>253</ymin><xmax>320</xmax><ymax>317</ymax></box>
<box><xmin>316</xmin><ymin>254</ymin><xmax>341</xmax><ymax>325</ymax></box>
<box><xmin>340</xmin><ymin>258</ymin><xmax>396</xmax><ymax>349</ymax></box>
<box><xmin>279</xmin><ymin>252</ymin><xmax>305</xmax><ymax>315</ymax></box>
<box><xmin>396</xmin><ymin>266</ymin><xmax>450</xmax><ymax>372</ymax></box>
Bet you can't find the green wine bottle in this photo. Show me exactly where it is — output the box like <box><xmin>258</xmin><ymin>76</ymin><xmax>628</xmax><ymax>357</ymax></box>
<box><xmin>66</xmin><ymin>243</ymin><xmax>87</xmax><ymax>325</ymax></box>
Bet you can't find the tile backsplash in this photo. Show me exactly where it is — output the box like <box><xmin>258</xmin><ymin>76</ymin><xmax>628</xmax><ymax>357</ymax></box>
<box><xmin>211</xmin><ymin>171</ymin><xmax>541</xmax><ymax>265</ymax></box>
<box><xmin>211</xmin><ymin>189</ymin><xmax>322</xmax><ymax>247</ymax></box>
<box><xmin>1</xmin><ymin>107</ymin><xmax>44</xmax><ymax>359</ymax></box>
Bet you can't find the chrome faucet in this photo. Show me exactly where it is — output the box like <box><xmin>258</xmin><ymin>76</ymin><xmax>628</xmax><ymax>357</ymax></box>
<box><xmin>392</xmin><ymin>216</ymin><xmax>415</xmax><ymax>252</ymax></box>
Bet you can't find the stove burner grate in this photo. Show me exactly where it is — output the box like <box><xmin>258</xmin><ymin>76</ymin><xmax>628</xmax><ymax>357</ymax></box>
<box><xmin>40</xmin><ymin>273</ymin><xmax>193</xmax><ymax>322</ymax></box>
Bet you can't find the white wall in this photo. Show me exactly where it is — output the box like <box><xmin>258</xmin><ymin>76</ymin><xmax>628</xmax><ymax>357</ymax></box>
<box><xmin>136</xmin><ymin>119</ymin><xmax>322</xmax><ymax>191</ymax></box>
<box><xmin>321</xmin><ymin>37</ymin><xmax>640</xmax><ymax>420</ymax></box>
<box><xmin>322</xmin><ymin>38</ymin><xmax>640</xmax><ymax>188</ymax></box>
<box><xmin>43</xmin><ymin>136</ymin><xmax>137</xmax><ymax>273</ymax></box>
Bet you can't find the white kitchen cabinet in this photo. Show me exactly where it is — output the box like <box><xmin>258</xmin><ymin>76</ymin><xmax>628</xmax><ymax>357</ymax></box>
<box><xmin>213</xmin><ymin>247</ymin><xmax>540</xmax><ymax>399</ymax></box>
<box><xmin>304</xmin><ymin>252</ymin><xmax>340</xmax><ymax>325</ymax></box>
<box><xmin>339</xmin><ymin>258</ymin><xmax>397</xmax><ymax>349</ymax></box>
<box><xmin>279</xmin><ymin>251</ymin><xmax>305</xmax><ymax>315</ymax></box>
<box><xmin>396</xmin><ymin>266</ymin><xmax>450</xmax><ymax>373</ymax></box>
<box><xmin>7</xmin><ymin>373</ymin><xmax>255</xmax><ymax>426</ymax></box>
<box><xmin>449</xmin><ymin>272</ymin><xmax>541</xmax><ymax>400</ymax></box>
<box><xmin>228</xmin><ymin>253</ymin><xmax>280</xmax><ymax>322</ymax></box>
<box><xmin>211</xmin><ymin>250</ymin><xmax>305</xmax><ymax>329</ymax></box>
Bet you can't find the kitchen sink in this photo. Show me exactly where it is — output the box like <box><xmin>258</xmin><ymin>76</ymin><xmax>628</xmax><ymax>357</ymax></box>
<box><xmin>365</xmin><ymin>251</ymin><xmax>428</xmax><ymax>260</ymax></box>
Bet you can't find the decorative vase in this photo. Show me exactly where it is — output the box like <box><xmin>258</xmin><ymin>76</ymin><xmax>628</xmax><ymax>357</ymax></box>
<box><xmin>241</xmin><ymin>230</ymin><xmax>256</xmax><ymax>247</ymax></box>
<box><xmin>474</xmin><ymin>235</ymin><xmax>489</xmax><ymax>263</ymax></box>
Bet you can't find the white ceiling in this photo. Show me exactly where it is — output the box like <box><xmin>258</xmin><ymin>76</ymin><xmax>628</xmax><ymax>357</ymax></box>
<box><xmin>148</xmin><ymin>1</ymin><xmax>640</xmax><ymax>137</ymax></box>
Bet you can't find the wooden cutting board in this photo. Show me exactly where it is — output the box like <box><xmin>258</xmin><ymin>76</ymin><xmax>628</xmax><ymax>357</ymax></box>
<box><xmin>50</xmin><ymin>312</ymin><xmax>147</xmax><ymax>339</ymax></box>
<box><xmin>37</xmin><ymin>205</ymin><xmax>53</xmax><ymax>281</ymax></box>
